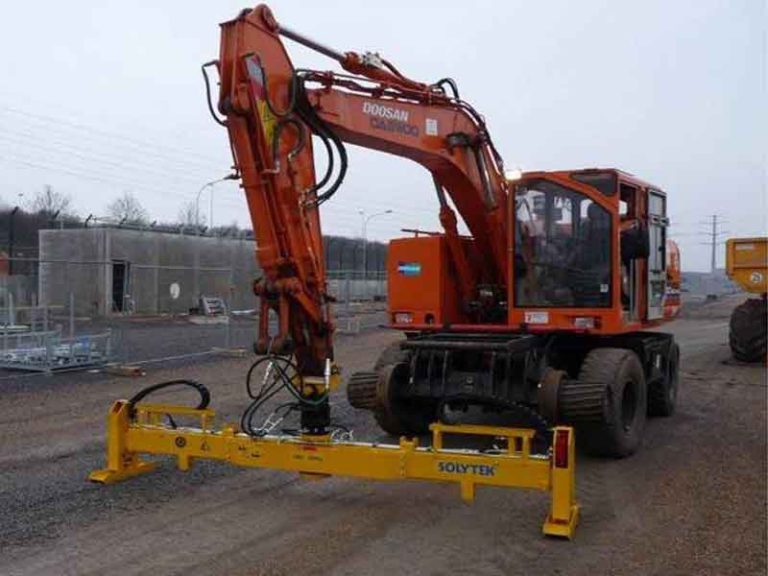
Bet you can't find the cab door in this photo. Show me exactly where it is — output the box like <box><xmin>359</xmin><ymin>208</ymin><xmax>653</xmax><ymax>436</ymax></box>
<box><xmin>647</xmin><ymin>190</ymin><xmax>668</xmax><ymax>320</ymax></box>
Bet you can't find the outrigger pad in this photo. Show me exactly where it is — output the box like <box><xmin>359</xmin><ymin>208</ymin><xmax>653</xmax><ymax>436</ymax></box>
<box><xmin>89</xmin><ymin>459</ymin><xmax>157</xmax><ymax>485</ymax></box>
<box><xmin>543</xmin><ymin>504</ymin><xmax>580</xmax><ymax>540</ymax></box>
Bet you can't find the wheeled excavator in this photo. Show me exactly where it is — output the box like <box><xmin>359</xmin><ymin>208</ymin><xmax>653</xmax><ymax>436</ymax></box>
<box><xmin>90</xmin><ymin>5</ymin><xmax>683</xmax><ymax>538</ymax></box>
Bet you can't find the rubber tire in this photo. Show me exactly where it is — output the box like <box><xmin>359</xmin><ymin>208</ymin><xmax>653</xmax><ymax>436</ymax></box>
<box><xmin>729</xmin><ymin>298</ymin><xmax>767</xmax><ymax>363</ymax></box>
<box><xmin>577</xmin><ymin>348</ymin><xmax>647</xmax><ymax>458</ymax></box>
<box><xmin>373</xmin><ymin>362</ymin><xmax>434</xmax><ymax>437</ymax></box>
<box><xmin>346</xmin><ymin>342</ymin><xmax>411</xmax><ymax>411</ymax></box>
<box><xmin>648</xmin><ymin>342</ymin><xmax>680</xmax><ymax>417</ymax></box>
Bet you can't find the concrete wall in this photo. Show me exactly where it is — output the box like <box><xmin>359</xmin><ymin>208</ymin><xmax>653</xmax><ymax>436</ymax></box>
<box><xmin>38</xmin><ymin>228</ymin><xmax>388</xmax><ymax>318</ymax></box>
<box><xmin>39</xmin><ymin>228</ymin><xmax>107</xmax><ymax>317</ymax></box>
<box><xmin>39</xmin><ymin>228</ymin><xmax>261</xmax><ymax>317</ymax></box>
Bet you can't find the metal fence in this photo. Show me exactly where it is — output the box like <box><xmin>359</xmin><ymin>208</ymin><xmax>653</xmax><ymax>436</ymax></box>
<box><xmin>0</xmin><ymin>328</ymin><xmax>112</xmax><ymax>372</ymax></box>
<box><xmin>0</xmin><ymin>257</ymin><xmax>388</xmax><ymax>373</ymax></box>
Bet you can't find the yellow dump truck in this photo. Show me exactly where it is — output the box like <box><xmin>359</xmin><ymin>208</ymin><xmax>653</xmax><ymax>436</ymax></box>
<box><xmin>725</xmin><ymin>237</ymin><xmax>767</xmax><ymax>362</ymax></box>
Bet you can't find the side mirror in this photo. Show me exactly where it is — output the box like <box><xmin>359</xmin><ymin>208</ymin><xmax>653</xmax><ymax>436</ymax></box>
<box><xmin>621</xmin><ymin>223</ymin><xmax>650</xmax><ymax>262</ymax></box>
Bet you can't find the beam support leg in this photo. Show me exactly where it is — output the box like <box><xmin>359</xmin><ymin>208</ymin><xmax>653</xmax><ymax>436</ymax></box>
<box><xmin>542</xmin><ymin>427</ymin><xmax>580</xmax><ymax>539</ymax></box>
<box><xmin>89</xmin><ymin>401</ymin><xmax>156</xmax><ymax>484</ymax></box>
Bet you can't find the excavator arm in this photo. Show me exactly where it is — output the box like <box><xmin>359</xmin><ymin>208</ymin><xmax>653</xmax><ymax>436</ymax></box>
<box><xmin>212</xmin><ymin>4</ymin><xmax>509</xmax><ymax>377</ymax></box>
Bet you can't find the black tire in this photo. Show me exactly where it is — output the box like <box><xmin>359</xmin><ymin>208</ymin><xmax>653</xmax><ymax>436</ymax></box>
<box><xmin>576</xmin><ymin>348</ymin><xmax>647</xmax><ymax>458</ymax></box>
<box><xmin>346</xmin><ymin>341</ymin><xmax>410</xmax><ymax>410</ymax></box>
<box><xmin>729</xmin><ymin>298</ymin><xmax>767</xmax><ymax>363</ymax></box>
<box><xmin>648</xmin><ymin>342</ymin><xmax>680</xmax><ymax>417</ymax></box>
<box><xmin>373</xmin><ymin>362</ymin><xmax>434</xmax><ymax>437</ymax></box>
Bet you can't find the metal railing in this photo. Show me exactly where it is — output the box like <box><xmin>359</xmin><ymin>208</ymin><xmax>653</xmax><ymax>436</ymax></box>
<box><xmin>0</xmin><ymin>327</ymin><xmax>112</xmax><ymax>372</ymax></box>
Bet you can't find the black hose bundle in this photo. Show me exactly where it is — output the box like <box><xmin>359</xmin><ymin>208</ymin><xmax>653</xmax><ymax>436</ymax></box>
<box><xmin>240</xmin><ymin>355</ymin><xmax>329</xmax><ymax>437</ymax></box>
<box><xmin>292</xmin><ymin>70</ymin><xmax>348</xmax><ymax>205</ymax></box>
<box><xmin>126</xmin><ymin>379</ymin><xmax>211</xmax><ymax>429</ymax></box>
<box><xmin>127</xmin><ymin>379</ymin><xmax>211</xmax><ymax>411</ymax></box>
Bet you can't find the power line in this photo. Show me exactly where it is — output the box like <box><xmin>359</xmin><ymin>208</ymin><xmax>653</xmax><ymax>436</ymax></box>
<box><xmin>0</xmin><ymin>132</ymin><xmax>213</xmax><ymax>189</ymax></box>
<box><xmin>0</xmin><ymin>153</ymin><xmax>204</xmax><ymax>202</ymax></box>
<box><xmin>0</xmin><ymin>105</ymin><xmax>225</xmax><ymax>171</ymax></box>
<box><xmin>0</xmin><ymin>125</ymin><xmax>226</xmax><ymax>184</ymax></box>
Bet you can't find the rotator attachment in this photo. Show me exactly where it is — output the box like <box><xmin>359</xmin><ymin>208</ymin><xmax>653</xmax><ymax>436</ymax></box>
<box><xmin>89</xmin><ymin>400</ymin><xmax>580</xmax><ymax>539</ymax></box>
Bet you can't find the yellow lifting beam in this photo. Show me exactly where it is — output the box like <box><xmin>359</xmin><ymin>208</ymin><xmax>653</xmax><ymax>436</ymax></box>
<box><xmin>89</xmin><ymin>400</ymin><xmax>580</xmax><ymax>539</ymax></box>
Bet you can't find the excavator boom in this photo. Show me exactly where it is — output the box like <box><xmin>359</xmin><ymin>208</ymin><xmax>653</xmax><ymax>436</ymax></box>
<box><xmin>213</xmin><ymin>5</ymin><xmax>509</xmax><ymax>375</ymax></box>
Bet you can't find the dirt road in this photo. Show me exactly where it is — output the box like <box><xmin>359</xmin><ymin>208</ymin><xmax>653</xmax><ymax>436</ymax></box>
<box><xmin>1</xmin><ymin>296</ymin><xmax>765</xmax><ymax>575</ymax></box>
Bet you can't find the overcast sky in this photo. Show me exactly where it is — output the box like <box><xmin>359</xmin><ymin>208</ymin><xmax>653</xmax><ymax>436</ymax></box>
<box><xmin>0</xmin><ymin>0</ymin><xmax>764</xmax><ymax>271</ymax></box>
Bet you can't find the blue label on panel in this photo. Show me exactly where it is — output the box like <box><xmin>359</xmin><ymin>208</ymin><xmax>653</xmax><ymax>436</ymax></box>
<box><xmin>397</xmin><ymin>262</ymin><xmax>421</xmax><ymax>276</ymax></box>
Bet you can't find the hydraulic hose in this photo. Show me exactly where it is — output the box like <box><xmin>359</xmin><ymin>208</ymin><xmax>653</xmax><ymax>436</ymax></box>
<box><xmin>202</xmin><ymin>62</ymin><xmax>227</xmax><ymax>127</ymax></box>
<box><xmin>127</xmin><ymin>379</ymin><xmax>211</xmax><ymax>428</ymax></box>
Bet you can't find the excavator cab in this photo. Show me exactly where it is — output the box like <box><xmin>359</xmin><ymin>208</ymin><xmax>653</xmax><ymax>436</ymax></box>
<box><xmin>508</xmin><ymin>169</ymin><xmax>670</xmax><ymax>332</ymax></box>
<box><xmin>513</xmin><ymin>176</ymin><xmax>612</xmax><ymax>312</ymax></box>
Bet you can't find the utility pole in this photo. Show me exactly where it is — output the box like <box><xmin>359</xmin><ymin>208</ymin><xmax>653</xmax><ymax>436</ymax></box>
<box><xmin>8</xmin><ymin>207</ymin><xmax>19</xmax><ymax>276</ymax></box>
<box><xmin>700</xmin><ymin>214</ymin><xmax>729</xmax><ymax>273</ymax></box>
<box><xmin>709</xmin><ymin>214</ymin><xmax>718</xmax><ymax>273</ymax></box>
<box><xmin>699</xmin><ymin>214</ymin><xmax>728</xmax><ymax>273</ymax></box>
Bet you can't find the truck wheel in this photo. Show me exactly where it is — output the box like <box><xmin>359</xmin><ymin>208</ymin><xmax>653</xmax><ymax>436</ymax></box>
<box><xmin>648</xmin><ymin>342</ymin><xmax>680</xmax><ymax>417</ymax></box>
<box><xmin>729</xmin><ymin>298</ymin><xmax>767</xmax><ymax>363</ymax></box>
<box><xmin>573</xmin><ymin>348</ymin><xmax>647</xmax><ymax>458</ymax></box>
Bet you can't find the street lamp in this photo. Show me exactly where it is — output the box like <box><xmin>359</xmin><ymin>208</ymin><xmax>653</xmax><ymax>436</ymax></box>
<box><xmin>194</xmin><ymin>174</ymin><xmax>238</xmax><ymax>234</ymax></box>
<box><xmin>359</xmin><ymin>209</ymin><xmax>393</xmax><ymax>279</ymax></box>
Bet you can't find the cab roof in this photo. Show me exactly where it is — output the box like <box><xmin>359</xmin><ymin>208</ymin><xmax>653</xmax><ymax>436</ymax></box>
<box><xmin>520</xmin><ymin>168</ymin><xmax>662</xmax><ymax>193</ymax></box>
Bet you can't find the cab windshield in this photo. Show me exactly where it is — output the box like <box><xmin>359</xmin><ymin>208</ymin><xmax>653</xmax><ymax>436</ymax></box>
<box><xmin>514</xmin><ymin>179</ymin><xmax>611</xmax><ymax>308</ymax></box>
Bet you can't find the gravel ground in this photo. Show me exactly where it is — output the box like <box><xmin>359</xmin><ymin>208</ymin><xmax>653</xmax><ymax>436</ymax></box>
<box><xmin>0</xmin><ymin>295</ymin><xmax>765</xmax><ymax>576</ymax></box>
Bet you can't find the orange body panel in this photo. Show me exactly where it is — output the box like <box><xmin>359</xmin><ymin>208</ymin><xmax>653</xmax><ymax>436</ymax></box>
<box><xmin>387</xmin><ymin>236</ymin><xmax>465</xmax><ymax>326</ymax></box>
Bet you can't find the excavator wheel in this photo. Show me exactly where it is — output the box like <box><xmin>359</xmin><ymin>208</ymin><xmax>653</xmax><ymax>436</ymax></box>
<box><xmin>561</xmin><ymin>348</ymin><xmax>647</xmax><ymax>458</ymax></box>
<box><xmin>648</xmin><ymin>342</ymin><xmax>680</xmax><ymax>417</ymax></box>
<box><xmin>347</xmin><ymin>342</ymin><xmax>434</xmax><ymax>437</ymax></box>
<box><xmin>373</xmin><ymin>363</ymin><xmax>434</xmax><ymax>436</ymax></box>
<box><xmin>729</xmin><ymin>298</ymin><xmax>767</xmax><ymax>363</ymax></box>
<box><xmin>347</xmin><ymin>342</ymin><xmax>409</xmax><ymax>410</ymax></box>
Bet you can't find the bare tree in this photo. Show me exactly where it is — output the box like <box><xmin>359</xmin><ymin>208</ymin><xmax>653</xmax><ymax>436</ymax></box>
<box><xmin>29</xmin><ymin>185</ymin><xmax>72</xmax><ymax>216</ymax></box>
<box><xmin>178</xmin><ymin>199</ymin><xmax>205</xmax><ymax>227</ymax></box>
<box><xmin>107</xmin><ymin>192</ymin><xmax>148</xmax><ymax>225</ymax></box>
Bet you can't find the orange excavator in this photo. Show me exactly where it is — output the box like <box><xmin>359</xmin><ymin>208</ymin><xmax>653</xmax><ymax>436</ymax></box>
<box><xmin>90</xmin><ymin>5</ymin><xmax>682</xmax><ymax>537</ymax></box>
<box><xmin>208</xmin><ymin>4</ymin><xmax>680</xmax><ymax>455</ymax></box>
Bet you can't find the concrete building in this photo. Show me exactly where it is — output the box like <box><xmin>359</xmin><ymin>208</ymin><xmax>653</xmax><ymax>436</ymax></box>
<box><xmin>39</xmin><ymin>228</ymin><xmax>261</xmax><ymax>317</ymax></box>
